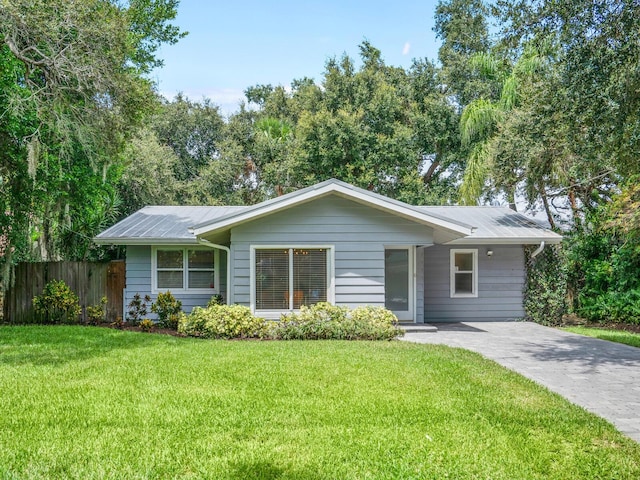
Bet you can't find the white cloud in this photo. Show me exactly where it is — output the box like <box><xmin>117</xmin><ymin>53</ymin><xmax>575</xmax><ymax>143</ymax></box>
<box><xmin>402</xmin><ymin>42</ymin><xmax>411</xmax><ymax>56</ymax></box>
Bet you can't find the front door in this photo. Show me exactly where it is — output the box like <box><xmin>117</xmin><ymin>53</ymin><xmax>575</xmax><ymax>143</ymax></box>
<box><xmin>384</xmin><ymin>247</ymin><xmax>414</xmax><ymax>322</ymax></box>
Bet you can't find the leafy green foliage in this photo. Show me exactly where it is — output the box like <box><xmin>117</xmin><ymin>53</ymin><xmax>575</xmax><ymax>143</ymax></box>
<box><xmin>207</xmin><ymin>294</ymin><xmax>224</xmax><ymax>307</ymax></box>
<box><xmin>139</xmin><ymin>318</ymin><xmax>154</xmax><ymax>332</ymax></box>
<box><xmin>178</xmin><ymin>304</ymin><xmax>267</xmax><ymax>339</ymax></box>
<box><xmin>126</xmin><ymin>293</ymin><xmax>151</xmax><ymax>325</ymax></box>
<box><xmin>271</xmin><ymin>303</ymin><xmax>402</xmax><ymax>340</ymax></box>
<box><xmin>85</xmin><ymin>296</ymin><xmax>108</xmax><ymax>325</ymax></box>
<box><xmin>0</xmin><ymin>0</ymin><xmax>183</xmax><ymax>275</ymax></box>
<box><xmin>523</xmin><ymin>246</ymin><xmax>568</xmax><ymax>325</ymax></box>
<box><xmin>151</xmin><ymin>291</ymin><xmax>182</xmax><ymax>329</ymax></box>
<box><xmin>32</xmin><ymin>280</ymin><xmax>81</xmax><ymax>324</ymax></box>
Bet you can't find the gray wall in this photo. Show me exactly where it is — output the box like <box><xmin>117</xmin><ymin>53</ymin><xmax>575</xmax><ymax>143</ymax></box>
<box><xmin>229</xmin><ymin>195</ymin><xmax>434</xmax><ymax>312</ymax></box>
<box><xmin>125</xmin><ymin>245</ymin><xmax>226</xmax><ymax>319</ymax></box>
<box><xmin>423</xmin><ymin>244</ymin><xmax>525</xmax><ymax>322</ymax></box>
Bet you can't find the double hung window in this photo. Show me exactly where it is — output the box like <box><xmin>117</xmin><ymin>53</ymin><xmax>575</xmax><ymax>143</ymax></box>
<box><xmin>450</xmin><ymin>249</ymin><xmax>478</xmax><ymax>298</ymax></box>
<box><xmin>154</xmin><ymin>247</ymin><xmax>217</xmax><ymax>292</ymax></box>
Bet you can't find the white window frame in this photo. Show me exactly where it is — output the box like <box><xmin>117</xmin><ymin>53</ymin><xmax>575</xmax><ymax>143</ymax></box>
<box><xmin>151</xmin><ymin>246</ymin><xmax>219</xmax><ymax>294</ymax></box>
<box><xmin>250</xmin><ymin>245</ymin><xmax>335</xmax><ymax>318</ymax></box>
<box><xmin>450</xmin><ymin>248</ymin><xmax>478</xmax><ymax>298</ymax></box>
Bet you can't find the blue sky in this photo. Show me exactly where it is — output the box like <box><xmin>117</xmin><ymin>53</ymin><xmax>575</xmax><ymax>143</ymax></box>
<box><xmin>151</xmin><ymin>0</ymin><xmax>442</xmax><ymax>115</ymax></box>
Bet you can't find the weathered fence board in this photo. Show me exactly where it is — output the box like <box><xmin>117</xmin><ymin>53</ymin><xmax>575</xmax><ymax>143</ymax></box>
<box><xmin>3</xmin><ymin>261</ymin><xmax>125</xmax><ymax>323</ymax></box>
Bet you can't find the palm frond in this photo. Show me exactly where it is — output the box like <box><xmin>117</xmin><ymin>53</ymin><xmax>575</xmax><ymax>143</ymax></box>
<box><xmin>500</xmin><ymin>75</ymin><xmax>518</xmax><ymax>110</ymax></box>
<box><xmin>460</xmin><ymin>142</ymin><xmax>491</xmax><ymax>205</ymax></box>
<box><xmin>460</xmin><ymin>99</ymin><xmax>502</xmax><ymax>146</ymax></box>
<box><xmin>469</xmin><ymin>52</ymin><xmax>502</xmax><ymax>80</ymax></box>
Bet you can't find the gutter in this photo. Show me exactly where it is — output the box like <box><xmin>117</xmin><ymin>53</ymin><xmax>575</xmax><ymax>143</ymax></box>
<box><xmin>196</xmin><ymin>238</ymin><xmax>231</xmax><ymax>305</ymax></box>
<box><xmin>530</xmin><ymin>241</ymin><xmax>545</xmax><ymax>259</ymax></box>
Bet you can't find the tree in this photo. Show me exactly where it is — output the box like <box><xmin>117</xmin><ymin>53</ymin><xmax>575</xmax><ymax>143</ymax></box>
<box><xmin>434</xmin><ymin>0</ymin><xmax>495</xmax><ymax>107</ymax></box>
<box><xmin>151</xmin><ymin>94</ymin><xmax>225</xmax><ymax>185</ymax></box>
<box><xmin>0</xmin><ymin>0</ymin><xmax>184</xmax><ymax>272</ymax></box>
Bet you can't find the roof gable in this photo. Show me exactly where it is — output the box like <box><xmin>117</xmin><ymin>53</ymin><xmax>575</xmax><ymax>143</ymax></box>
<box><xmin>191</xmin><ymin>179</ymin><xmax>473</xmax><ymax>238</ymax></box>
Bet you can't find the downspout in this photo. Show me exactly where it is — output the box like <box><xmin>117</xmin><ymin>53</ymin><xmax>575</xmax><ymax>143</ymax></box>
<box><xmin>530</xmin><ymin>241</ymin><xmax>545</xmax><ymax>260</ymax></box>
<box><xmin>196</xmin><ymin>238</ymin><xmax>231</xmax><ymax>305</ymax></box>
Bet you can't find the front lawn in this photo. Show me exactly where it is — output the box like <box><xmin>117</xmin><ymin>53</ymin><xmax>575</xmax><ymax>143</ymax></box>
<box><xmin>563</xmin><ymin>326</ymin><xmax>640</xmax><ymax>349</ymax></box>
<box><xmin>1</xmin><ymin>326</ymin><xmax>639</xmax><ymax>479</ymax></box>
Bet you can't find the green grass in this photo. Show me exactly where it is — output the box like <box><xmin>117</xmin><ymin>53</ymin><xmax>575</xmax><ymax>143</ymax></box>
<box><xmin>563</xmin><ymin>326</ymin><xmax>640</xmax><ymax>349</ymax></box>
<box><xmin>1</xmin><ymin>326</ymin><xmax>639</xmax><ymax>479</ymax></box>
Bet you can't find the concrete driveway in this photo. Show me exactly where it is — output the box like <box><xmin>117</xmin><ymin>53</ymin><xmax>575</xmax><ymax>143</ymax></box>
<box><xmin>401</xmin><ymin>322</ymin><xmax>640</xmax><ymax>443</ymax></box>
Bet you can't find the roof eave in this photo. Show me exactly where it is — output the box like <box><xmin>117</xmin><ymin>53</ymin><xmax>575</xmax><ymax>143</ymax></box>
<box><xmin>446</xmin><ymin>236</ymin><xmax>563</xmax><ymax>245</ymax></box>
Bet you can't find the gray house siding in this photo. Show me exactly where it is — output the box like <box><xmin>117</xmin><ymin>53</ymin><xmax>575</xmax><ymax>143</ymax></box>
<box><xmin>125</xmin><ymin>245</ymin><xmax>226</xmax><ymax>318</ymax></box>
<box><xmin>423</xmin><ymin>244</ymin><xmax>525</xmax><ymax>322</ymax></box>
<box><xmin>230</xmin><ymin>195</ymin><xmax>434</xmax><ymax>312</ymax></box>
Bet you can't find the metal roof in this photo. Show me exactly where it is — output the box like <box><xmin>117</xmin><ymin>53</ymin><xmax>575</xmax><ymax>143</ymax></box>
<box><xmin>419</xmin><ymin>206</ymin><xmax>562</xmax><ymax>244</ymax></box>
<box><xmin>94</xmin><ymin>206</ymin><xmax>246</xmax><ymax>244</ymax></box>
<box><xmin>95</xmin><ymin>183</ymin><xmax>561</xmax><ymax>246</ymax></box>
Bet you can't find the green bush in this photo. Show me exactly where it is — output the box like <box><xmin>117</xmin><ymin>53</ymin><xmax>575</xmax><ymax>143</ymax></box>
<box><xmin>178</xmin><ymin>304</ymin><xmax>267</xmax><ymax>339</ymax></box>
<box><xmin>139</xmin><ymin>319</ymin><xmax>154</xmax><ymax>332</ymax></box>
<box><xmin>523</xmin><ymin>245</ymin><xmax>568</xmax><ymax>326</ymax></box>
<box><xmin>86</xmin><ymin>296</ymin><xmax>107</xmax><ymax>325</ymax></box>
<box><xmin>151</xmin><ymin>291</ymin><xmax>182</xmax><ymax>329</ymax></box>
<box><xmin>32</xmin><ymin>280</ymin><xmax>81</xmax><ymax>324</ymax></box>
<box><xmin>127</xmin><ymin>293</ymin><xmax>151</xmax><ymax>325</ymax></box>
<box><xmin>207</xmin><ymin>294</ymin><xmax>224</xmax><ymax>307</ymax></box>
<box><xmin>578</xmin><ymin>289</ymin><xmax>640</xmax><ymax>324</ymax></box>
<box><xmin>271</xmin><ymin>302</ymin><xmax>402</xmax><ymax>341</ymax></box>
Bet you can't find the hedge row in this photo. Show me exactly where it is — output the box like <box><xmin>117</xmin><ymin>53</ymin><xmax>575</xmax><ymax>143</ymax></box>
<box><xmin>178</xmin><ymin>302</ymin><xmax>403</xmax><ymax>341</ymax></box>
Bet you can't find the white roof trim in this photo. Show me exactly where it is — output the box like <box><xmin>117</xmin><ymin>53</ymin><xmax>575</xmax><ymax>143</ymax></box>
<box><xmin>191</xmin><ymin>181</ymin><xmax>472</xmax><ymax>237</ymax></box>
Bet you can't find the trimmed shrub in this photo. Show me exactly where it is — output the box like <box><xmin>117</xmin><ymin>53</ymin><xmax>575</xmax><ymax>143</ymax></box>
<box><xmin>270</xmin><ymin>302</ymin><xmax>402</xmax><ymax>341</ymax></box>
<box><xmin>151</xmin><ymin>291</ymin><xmax>182</xmax><ymax>329</ymax></box>
<box><xmin>32</xmin><ymin>280</ymin><xmax>81</xmax><ymax>324</ymax></box>
<box><xmin>349</xmin><ymin>305</ymin><xmax>403</xmax><ymax>340</ymax></box>
<box><xmin>178</xmin><ymin>304</ymin><xmax>267</xmax><ymax>339</ymax></box>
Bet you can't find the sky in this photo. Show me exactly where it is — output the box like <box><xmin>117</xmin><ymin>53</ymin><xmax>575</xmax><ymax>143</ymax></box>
<box><xmin>151</xmin><ymin>0</ymin><xmax>442</xmax><ymax>116</ymax></box>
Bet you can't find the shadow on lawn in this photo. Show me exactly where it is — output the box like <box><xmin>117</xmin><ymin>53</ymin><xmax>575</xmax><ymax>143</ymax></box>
<box><xmin>0</xmin><ymin>325</ymin><xmax>171</xmax><ymax>367</ymax></box>
<box><xmin>522</xmin><ymin>333</ymin><xmax>640</xmax><ymax>371</ymax></box>
<box><xmin>224</xmin><ymin>460</ymin><xmax>325</xmax><ymax>480</ymax></box>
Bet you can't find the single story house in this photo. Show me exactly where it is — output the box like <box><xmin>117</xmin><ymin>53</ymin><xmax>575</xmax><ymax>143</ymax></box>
<box><xmin>95</xmin><ymin>179</ymin><xmax>562</xmax><ymax>323</ymax></box>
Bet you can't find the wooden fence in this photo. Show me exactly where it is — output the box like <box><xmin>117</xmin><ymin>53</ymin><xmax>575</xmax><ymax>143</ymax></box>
<box><xmin>3</xmin><ymin>260</ymin><xmax>125</xmax><ymax>324</ymax></box>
